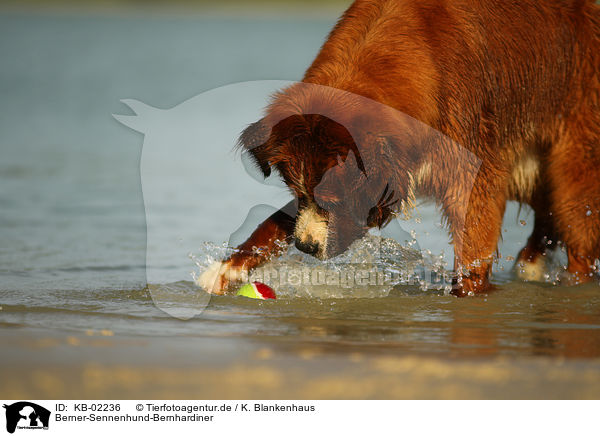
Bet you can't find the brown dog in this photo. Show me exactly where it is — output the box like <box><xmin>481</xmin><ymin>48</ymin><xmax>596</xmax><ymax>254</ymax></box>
<box><xmin>198</xmin><ymin>0</ymin><xmax>600</xmax><ymax>296</ymax></box>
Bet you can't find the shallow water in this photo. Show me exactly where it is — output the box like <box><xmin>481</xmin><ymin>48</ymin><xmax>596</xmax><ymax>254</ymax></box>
<box><xmin>1</xmin><ymin>11</ymin><xmax>600</xmax><ymax>399</ymax></box>
<box><xmin>2</xmin><ymin>279</ymin><xmax>600</xmax><ymax>359</ymax></box>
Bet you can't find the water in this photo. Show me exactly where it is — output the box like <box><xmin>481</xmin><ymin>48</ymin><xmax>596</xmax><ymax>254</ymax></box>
<box><xmin>1</xmin><ymin>10</ymin><xmax>599</xmax><ymax>398</ymax></box>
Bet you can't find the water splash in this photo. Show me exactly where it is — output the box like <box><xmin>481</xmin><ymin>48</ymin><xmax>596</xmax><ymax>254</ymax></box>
<box><xmin>191</xmin><ymin>234</ymin><xmax>453</xmax><ymax>299</ymax></box>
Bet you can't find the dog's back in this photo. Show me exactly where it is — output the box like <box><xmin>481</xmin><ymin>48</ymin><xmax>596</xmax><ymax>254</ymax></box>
<box><xmin>302</xmin><ymin>0</ymin><xmax>597</xmax><ymax>142</ymax></box>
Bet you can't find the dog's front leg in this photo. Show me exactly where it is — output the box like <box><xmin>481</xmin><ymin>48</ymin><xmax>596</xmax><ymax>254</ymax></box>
<box><xmin>197</xmin><ymin>200</ymin><xmax>297</xmax><ymax>294</ymax></box>
<box><xmin>445</xmin><ymin>174</ymin><xmax>508</xmax><ymax>297</ymax></box>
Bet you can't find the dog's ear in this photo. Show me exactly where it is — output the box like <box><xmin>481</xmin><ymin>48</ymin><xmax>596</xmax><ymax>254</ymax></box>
<box><xmin>238</xmin><ymin>119</ymin><xmax>272</xmax><ymax>178</ymax></box>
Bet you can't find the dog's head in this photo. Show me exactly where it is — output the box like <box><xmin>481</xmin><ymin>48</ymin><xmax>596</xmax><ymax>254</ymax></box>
<box><xmin>239</xmin><ymin>85</ymin><xmax>425</xmax><ymax>259</ymax></box>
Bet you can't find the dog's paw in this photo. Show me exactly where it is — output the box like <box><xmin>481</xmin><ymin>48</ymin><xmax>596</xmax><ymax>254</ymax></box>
<box><xmin>515</xmin><ymin>256</ymin><xmax>546</xmax><ymax>282</ymax></box>
<box><xmin>195</xmin><ymin>260</ymin><xmax>248</xmax><ymax>294</ymax></box>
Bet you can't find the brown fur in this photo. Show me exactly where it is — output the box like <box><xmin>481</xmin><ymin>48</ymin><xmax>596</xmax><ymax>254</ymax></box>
<box><xmin>216</xmin><ymin>0</ymin><xmax>600</xmax><ymax>296</ymax></box>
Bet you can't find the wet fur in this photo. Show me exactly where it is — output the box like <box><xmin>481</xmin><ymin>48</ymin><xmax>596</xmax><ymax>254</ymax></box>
<box><xmin>203</xmin><ymin>0</ymin><xmax>600</xmax><ymax>296</ymax></box>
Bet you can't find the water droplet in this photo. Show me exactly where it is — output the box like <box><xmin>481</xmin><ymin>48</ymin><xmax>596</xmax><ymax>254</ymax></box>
<box><xmin>586</xmin><ymin>210</ymin><xmax>592</xmax><ymax>217</ymax></box>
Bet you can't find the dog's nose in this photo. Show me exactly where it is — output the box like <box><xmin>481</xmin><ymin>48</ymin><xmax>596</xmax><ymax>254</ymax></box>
<box><xmin>295</xmin><ymin>238</ymin><xmax>320</xmax><ymax>256</ymax></box>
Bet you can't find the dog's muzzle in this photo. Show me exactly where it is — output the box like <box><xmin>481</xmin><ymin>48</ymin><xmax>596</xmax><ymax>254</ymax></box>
<box><xmin>294</xmin><ymin>205</ymin><xmax>329</xmax><ymax>258</ymax></box>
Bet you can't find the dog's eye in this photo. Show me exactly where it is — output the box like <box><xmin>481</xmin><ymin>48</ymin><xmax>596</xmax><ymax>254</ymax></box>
<box><xmin>367</xmin><ymin>206</ymin><xmax>381</xmax><ymax>228</ymax></box>
<box><xmin>367</xmin><ymin>206</ymin><xmax>393</xmax><ymax>228</ymax></box>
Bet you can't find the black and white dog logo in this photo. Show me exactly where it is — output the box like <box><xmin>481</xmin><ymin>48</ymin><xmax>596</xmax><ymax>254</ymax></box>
<box><xmin>3</xmin><ymin>402</ymin><xmax>50</xmax><ymax>434</ymax></box>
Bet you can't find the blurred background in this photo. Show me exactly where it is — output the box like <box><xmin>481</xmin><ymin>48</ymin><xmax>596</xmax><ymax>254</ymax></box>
<box><xmin>0</xmin><ymin>0</ymin><xmax>349</xmax><ymax>291</ymax></box>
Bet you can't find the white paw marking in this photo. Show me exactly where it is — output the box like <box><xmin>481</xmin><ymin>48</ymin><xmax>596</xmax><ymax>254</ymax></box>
<box><xmin>195</xmin><ymin>261</ymin><xmax>248</xmax><ymax>294</ymax></box>
<box><xmin>196</xmin><ymin>261</ymin><xmax>224</xmax><ymax>293</ymax></box>
<box><xmin>515</xmin><ymin>256</ymin><xmax>546</xmax><ymax>282</ymax></box>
